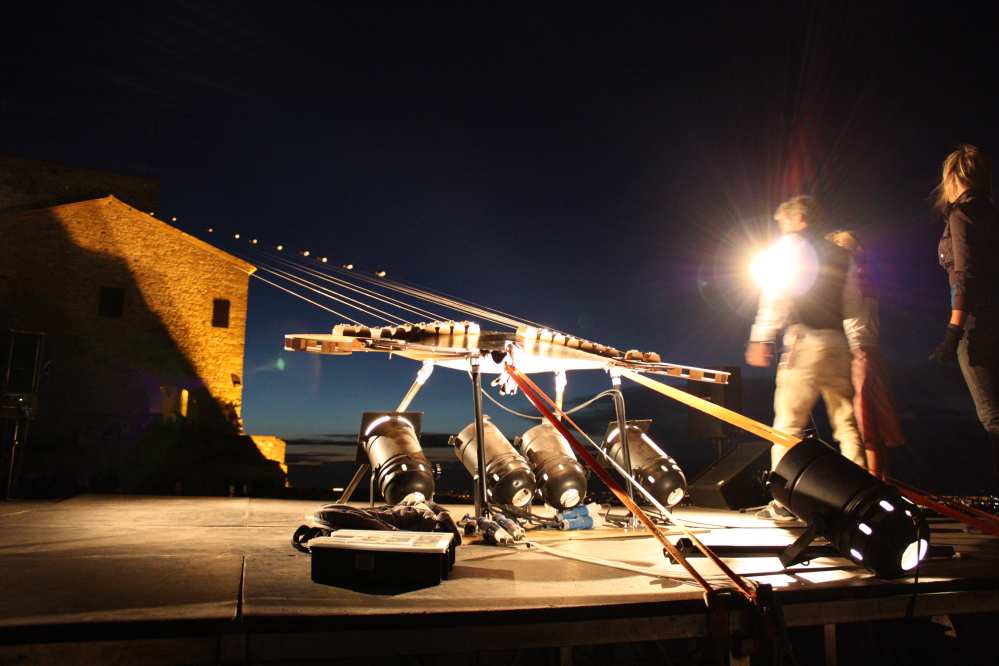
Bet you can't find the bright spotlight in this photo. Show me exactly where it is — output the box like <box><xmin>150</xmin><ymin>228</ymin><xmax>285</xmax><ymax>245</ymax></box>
<box><xmin>750</xmin><ymin>235</ymin><xmax>818</xmax><ymax>296</ymax></box>
<box><xmin>358</xmin><ymin>412</ymin><xmax>437</xmax><ymax>504</ymax></box>
<box><xmin>770</xmin><ymin>434</ymin><xmax>930</xmax><ymax>579</ymax></box>
<box><xmin>517</xmin><ymin>421</ymin><xmax>587</xmax><ymax>510</ymax></box>
<box><xmin>601</xmin><ymin>421</ymin><xmax>687</xmax><ymax>507</ymax></box>
<box><xmin>451</xmin><ymin>417</ymin><xmax>535</xmax><ymax>507</ymax></box>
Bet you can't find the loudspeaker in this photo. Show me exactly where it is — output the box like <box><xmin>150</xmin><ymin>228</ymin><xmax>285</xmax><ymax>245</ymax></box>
<box><xmin>686</xmin><ymin>440</ymin><xmax>771</xmax><ymax>510</ymax></box>
<box><xmin>688</xmin><ymin>366</ymin><xmax>742</xmax><ymax>439</ymax></box>
<box><xmin>1</xmin><ymin>331</ymin><xmax>44</xmax><ymax>420</ymax></box>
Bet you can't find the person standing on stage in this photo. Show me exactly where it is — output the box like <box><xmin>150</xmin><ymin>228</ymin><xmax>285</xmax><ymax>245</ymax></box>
<box><xmin>930</xmin><ymin>145</ymin><xmax>999</xmax><ymax>488</ymax></box>
<box><xmin>828</xmin><ymin>230</ymin><xmax>905</xmax><ymax>480</ymax></box>
<box><xmin>746</xmin><ymin>195</ymin><xmax>866</xmax><ymax>520</ymax></box>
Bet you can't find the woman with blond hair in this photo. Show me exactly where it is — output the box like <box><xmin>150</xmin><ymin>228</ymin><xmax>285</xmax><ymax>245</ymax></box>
<box><xmin>828</xmin><ymin>230</ymin><xmax>904</xmax><ymax>478</ymax></box>
<box><xmin>931</xmin><ymin>144</ymin><xmax>999</xmax><ymax>487</ymax></box>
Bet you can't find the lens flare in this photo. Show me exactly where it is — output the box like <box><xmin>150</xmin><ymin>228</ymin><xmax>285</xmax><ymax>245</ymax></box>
<box><xmin>750</xmin><ymin>235</ymin><xmax>818</xmax><ymax>295</ymax></box>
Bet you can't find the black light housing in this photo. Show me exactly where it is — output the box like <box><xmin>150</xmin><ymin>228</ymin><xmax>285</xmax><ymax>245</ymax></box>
<box><xmin>358</xmin><ymin>412</ymin><xmax>436</xmax><ymax>505</ymax></box>
<box><xmin>451</xmin><ymin>417</ymin><xmax>535</xmax><ymax>507</ymax></box>
<box><xmin>517</xmin><ymin>421</ymin><xmax>587</xmax><ymax>510</ymax></box>
<box><xmin>600</xmin><ymin>421</ymin><xmax>687</xmax><ymax>507</ymax></box>
<box><xmin>770</xmin><ymin>434</ymin><xmax>930</xmax><ymax>579</ymax></box>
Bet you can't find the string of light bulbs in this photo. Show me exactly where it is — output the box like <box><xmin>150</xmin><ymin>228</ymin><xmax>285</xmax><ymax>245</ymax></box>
<box><xmin>204</xmin><ymin>227</ymin><xmax>556</xmax><ymax>332</ymax></box>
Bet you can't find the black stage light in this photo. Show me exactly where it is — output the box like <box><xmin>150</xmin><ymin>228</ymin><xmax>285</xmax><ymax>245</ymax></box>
<box><xmin>600</xmin><ymin>421</ymin><xmax>687</xmax><ymax>507</ymax></box>
<box><xmin>517</xmin><ymin>421</ymin><xmax>587</xmax><ymax>511</ymax></box>
<box><xmin>769</xmin><ymin>434</ymin><xmax>930</xmax><ymax>579</ymax></box>
<box><xmin>451</xmin><ymin>417</ymin><xmax>535</xmax><ymax>507</ymax></box>
<box><xmin>358</xmin><ymin>412</ymin><xmax>436</xmax><ymax>504</ymax></box>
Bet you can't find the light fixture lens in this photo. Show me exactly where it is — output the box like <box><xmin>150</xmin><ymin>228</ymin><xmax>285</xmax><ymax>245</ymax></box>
<box><xmin>404</xmin><ymin>491</ymin><xmax>426</xmax><ymax>502</ymax></box>
<box><xmin>901</xmin><ymin>540</ymin><xmax>922</xmax><ymax>571</ymax></box>
<box><xmin>667</xmin><ymin>488</ymin><xmax>685</xmax><ymax>505</ymax></box>
<box><xmin>512</xmin><ymin>488</ymin><xmax>533</xmax><ymax>506</ymax></box>
<box><xmin>560</xmin><ymin>489</ymin><xmax>581</xmax><ymax>508</ymax></box>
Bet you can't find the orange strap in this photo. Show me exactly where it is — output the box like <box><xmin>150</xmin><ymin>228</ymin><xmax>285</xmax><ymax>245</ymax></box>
<box><xmin>505</xmin><ymin>364</ymin><xmax>757</xmax><ymax>603</ymax></box>
<box><xmin>619</xmin><ymin>369</ymin><xmax>800</xmax><ymax>449</ymax></box>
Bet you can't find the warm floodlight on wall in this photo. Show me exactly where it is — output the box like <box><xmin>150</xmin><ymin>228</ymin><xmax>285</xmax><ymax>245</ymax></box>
<box><xmin>357</xmin><ymin>412</ymin><xmax>436</xmax><ymax>505</ymax></box>
<box><xmin>451</xmin><ymin>417</ymin><xmax>535</xmax><ymax>507</ymax></box>
<box><xmin>769</xmin><ymin>434</ymin><xmax>930</xmax><ymax>579</ymax></box>
<box><xmin>516</xmin><ymin>421</ymin><xmax>586</xmax><ymax>510</ymax></box>
<box><xmin>601</xmin><ymin>421</ymin><xmax>687</xmax><ymax>507</ymax></box>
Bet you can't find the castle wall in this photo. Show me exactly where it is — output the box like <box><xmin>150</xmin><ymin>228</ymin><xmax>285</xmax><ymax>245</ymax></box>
<box><xmin>0</xmin><ymin>197</ymin><xmax>252</xmax><ymax>441</ymax></box>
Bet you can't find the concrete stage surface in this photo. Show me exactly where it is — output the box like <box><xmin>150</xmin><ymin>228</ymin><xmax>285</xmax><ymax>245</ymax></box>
<box><xmin>2</xmin><ymin>495</ymin><xmax>999</xmax><ymax>664</ymax></box>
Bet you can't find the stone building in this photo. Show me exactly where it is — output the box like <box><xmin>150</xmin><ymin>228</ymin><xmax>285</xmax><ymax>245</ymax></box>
<box><xmin>0</xmin><ymin>156</ymin><xmax>285</xmax><ymax>496</ymax></box>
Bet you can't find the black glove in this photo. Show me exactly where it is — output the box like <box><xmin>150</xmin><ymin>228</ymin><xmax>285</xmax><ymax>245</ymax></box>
<box><xmin>930</xmin><ymin>324</ymin><xmax>963</xmax><ymax>363</ymax></box>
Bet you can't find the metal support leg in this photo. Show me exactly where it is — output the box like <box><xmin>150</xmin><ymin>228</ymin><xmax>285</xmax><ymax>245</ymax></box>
<box><xmin>471</xmin><ymin>356</ymin><xmax>489</xmax><ymax>518</ymax></box>
<box><xmin>824</xmin><ymin>623</ymin><xmax>837</xmax><ymax>666</ymax></box>
<box><xmin>554</xmin><ymin>370</ymin><xmax>567</xmax><ymax>421</ymax></box>
<box><xmin>609</xmin><ymin>369</ymin><xmax>638</xmax><ymax>528</ymax></box>
<box><xmin>336</xmin><ymin>464</ymin><xmax>371</xmax><ymax>505</ymax></box>
<box><xmin>6</xmin><ymin>420</ymin><xmax>21</xmax><ymax>501</ymax></box>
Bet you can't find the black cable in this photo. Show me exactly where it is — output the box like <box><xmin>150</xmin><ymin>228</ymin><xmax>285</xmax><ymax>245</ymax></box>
<box><xmin>488</xmin><ymin>502</ymin><xmax>560</xmax><ymax>527</ymax></box>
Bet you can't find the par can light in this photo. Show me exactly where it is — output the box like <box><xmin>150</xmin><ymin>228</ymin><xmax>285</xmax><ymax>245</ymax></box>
<box><xmin>601</xmin><ymin>421</ymin><xmax>687</xmax><ymax>507</ymax></box>
<box><xmin>358</xmin><ymin>412</ymin><xmax>436</xmax><ymax>505</ymax></box>
<box><xmin>451</xmin><ymin>417</ymin><xmax>535</xmax><ymax>507</ymax></box>
<box><xmin>770</xmin><ymin>434</ymin><xmax>930</xmax><ymax>579</ymax></box>
<box><xmin>517</xmin><ymin>421</ymin><xmax>587</xmax><ymax>511</ymax></box>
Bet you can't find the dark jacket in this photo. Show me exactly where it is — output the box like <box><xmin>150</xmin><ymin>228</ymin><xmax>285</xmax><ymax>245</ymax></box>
<box><xmin>939</xmin><ymin>188</ymin><xmax>999</xmax><ymax>312</ymax></box>
<box><xmin>789</xmin><ymin>228</ymin><xmax>850</xmax><ymax>331</ymax></box>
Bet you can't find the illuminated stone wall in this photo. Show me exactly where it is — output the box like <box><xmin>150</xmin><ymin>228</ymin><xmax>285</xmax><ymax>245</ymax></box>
<box><xmin>0</xmin><ymin>196</ymin><xmax>253</xmax><ymax>442</ymax></box>
<box><xmin>250</xmin><ymin>435</ymin><xmax>289</xmax><ymax>480</ymax></box>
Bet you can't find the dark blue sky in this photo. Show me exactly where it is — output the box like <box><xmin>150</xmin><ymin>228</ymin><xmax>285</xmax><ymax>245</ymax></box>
<box><xmin>4</xmin><ymin>1</ymin><xmax>999</xmax><ymax>493</ymax></box>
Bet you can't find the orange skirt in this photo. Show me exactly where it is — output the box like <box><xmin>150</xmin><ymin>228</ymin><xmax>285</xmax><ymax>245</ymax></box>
<box><xmin>851</xmin><ymin>346</ymin><xmax>905</xmax><ymax>449</ymax></box>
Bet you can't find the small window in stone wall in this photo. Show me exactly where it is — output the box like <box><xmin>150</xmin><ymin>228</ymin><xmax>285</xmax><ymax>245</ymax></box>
<box><xmin>212</xmin><ymin>298</ymin><xmax>230</xmax><ymax>328</ymax></box>
<box><xmin>98</xmin><ymin>286</ymin><xmax>125</xmax><ymax>318</ymax></box>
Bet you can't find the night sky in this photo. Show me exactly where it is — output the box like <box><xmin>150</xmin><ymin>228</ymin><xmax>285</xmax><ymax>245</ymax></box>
<box><xmin>4</xmin><ymin>2</ymin><xmax>999</xmax><ymax>494</ymax></box>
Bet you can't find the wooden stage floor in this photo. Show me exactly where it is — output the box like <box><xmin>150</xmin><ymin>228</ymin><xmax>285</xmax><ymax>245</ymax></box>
<box><xmin>2</xmin><ymin>495</ymin><xmax>999</xmax><ymax>664</ymax></box>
